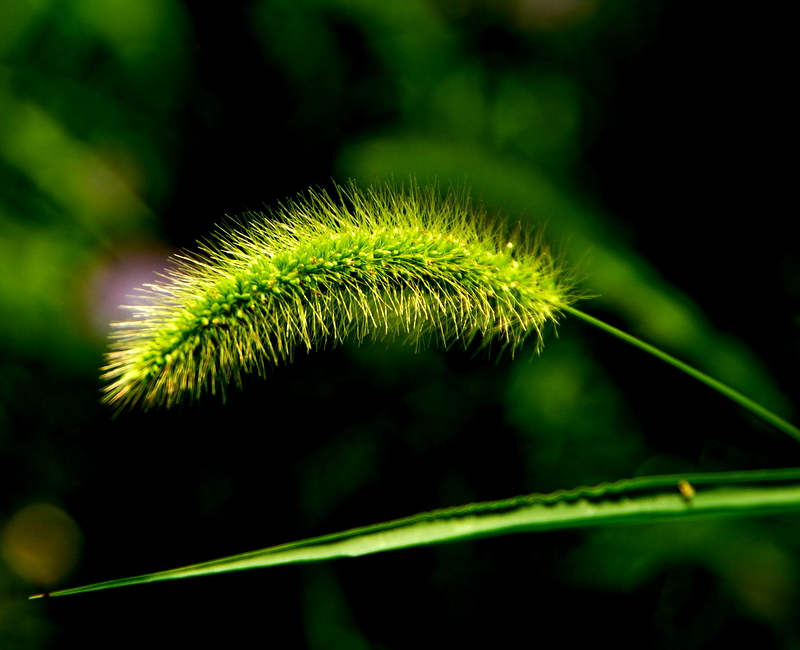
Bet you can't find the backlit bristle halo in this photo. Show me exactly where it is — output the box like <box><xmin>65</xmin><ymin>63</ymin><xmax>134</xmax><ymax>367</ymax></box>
<box><xmin>102</xmin><ymin>181</ymin><xmax>579</xmax><ymax>410</ymax></box>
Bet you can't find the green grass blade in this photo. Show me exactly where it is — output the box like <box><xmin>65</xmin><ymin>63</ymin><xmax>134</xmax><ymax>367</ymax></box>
<box><xmin>564</xmin><ymin>306</ymin><xmax>800</xmax><ymax>444</ymax></box>
<box><xmin>33</xmin><ymin>468</ymin><xmax>800</xmax><ymax>599</ymax></box>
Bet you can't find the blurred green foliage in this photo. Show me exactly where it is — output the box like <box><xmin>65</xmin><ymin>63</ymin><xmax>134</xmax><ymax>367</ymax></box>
<box><xmin>1</xmin><ymin>0</ymin><xmax>797</xmax><ymax>647</ymax></box>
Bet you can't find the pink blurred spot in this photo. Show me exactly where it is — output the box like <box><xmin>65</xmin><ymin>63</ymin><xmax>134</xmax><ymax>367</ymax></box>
<box><xmin>87</xmin><ymin>243</ymin><xmax>175</xmax><ymax>336</ymax></box>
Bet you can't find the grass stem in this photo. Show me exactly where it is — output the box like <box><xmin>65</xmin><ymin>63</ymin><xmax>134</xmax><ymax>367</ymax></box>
<box><xmin>563</xmin><ymin>305</ymin><xmax>800</xmax><ymax>444</ymax></box>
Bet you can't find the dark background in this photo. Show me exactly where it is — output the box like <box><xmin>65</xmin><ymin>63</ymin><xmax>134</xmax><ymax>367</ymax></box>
<box><xmin>1</xmin><ymin>0</ymin><xmax>798</xmax><ymax>647</ymax></box>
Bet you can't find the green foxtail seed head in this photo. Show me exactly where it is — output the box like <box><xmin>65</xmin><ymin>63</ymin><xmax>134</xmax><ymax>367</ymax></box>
<box><xmin>102</xmin><ymin>181</ymin><xmax>581</xmax><ymax>409</ymax></box>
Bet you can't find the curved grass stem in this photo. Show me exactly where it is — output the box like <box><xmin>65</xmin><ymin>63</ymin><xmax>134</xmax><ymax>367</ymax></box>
<box><xmin>563</xmin><ymin>305</ymin><xmax>800</xmax><ymax>444</ymax></box>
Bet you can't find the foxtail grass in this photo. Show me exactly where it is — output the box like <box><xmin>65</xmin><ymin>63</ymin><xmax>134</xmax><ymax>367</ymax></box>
<box><xmin>102</xmin><ymin>179</ymin><xmax>800</xmax><ymax>444</ymax></box>
<box><xmin>103</xmin><ymin>181</ymin><xmax>579</xmax><ymax>410</ymax></box>
<box><xmin>36</xmin><ymin>179</ymin><xmax>800</xmax><ymax>601</ymax></box>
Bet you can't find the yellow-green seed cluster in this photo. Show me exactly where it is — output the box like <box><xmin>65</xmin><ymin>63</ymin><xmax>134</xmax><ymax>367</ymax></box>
<box><xmin>102</xmin><ymin>182</ymin><xmax>578</xmax><ymax>409</ymax></box>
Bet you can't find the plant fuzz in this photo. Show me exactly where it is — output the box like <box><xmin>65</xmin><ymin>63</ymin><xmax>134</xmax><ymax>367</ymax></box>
<box><xmin>102</xmin><ymin>181</ymin><xmax>579</xmax><ymax>409</ymax></box>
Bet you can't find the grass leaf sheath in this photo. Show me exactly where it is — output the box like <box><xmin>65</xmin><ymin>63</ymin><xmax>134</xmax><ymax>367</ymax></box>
<box><xmin>31</xmin><ymin>469</ymin><xmax>800</xmax><ymax>599</ymax></box>
<box><xmin>103</xmin><ymin>181</ymin><xmax>578</xmax><ymax>409</ymax></box>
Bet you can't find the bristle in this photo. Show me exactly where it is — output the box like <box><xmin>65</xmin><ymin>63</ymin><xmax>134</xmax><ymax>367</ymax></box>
<box><xmin>101</xmin><ymin>181</ymin><xmax>579</xmax><ymax>409</ymax></box>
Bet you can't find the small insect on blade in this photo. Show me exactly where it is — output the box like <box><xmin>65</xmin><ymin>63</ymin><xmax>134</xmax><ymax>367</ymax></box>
<box><xmin>677</xmin><ymin>479</ymin><xmax>696</xmax><ymax>502</ymax></box>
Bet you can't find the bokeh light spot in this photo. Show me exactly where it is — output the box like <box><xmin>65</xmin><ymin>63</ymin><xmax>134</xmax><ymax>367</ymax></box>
<box><xmin>1</xmin><ymin>503</ymin><xmax>82</xmax><ymax>588</ymax></box>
